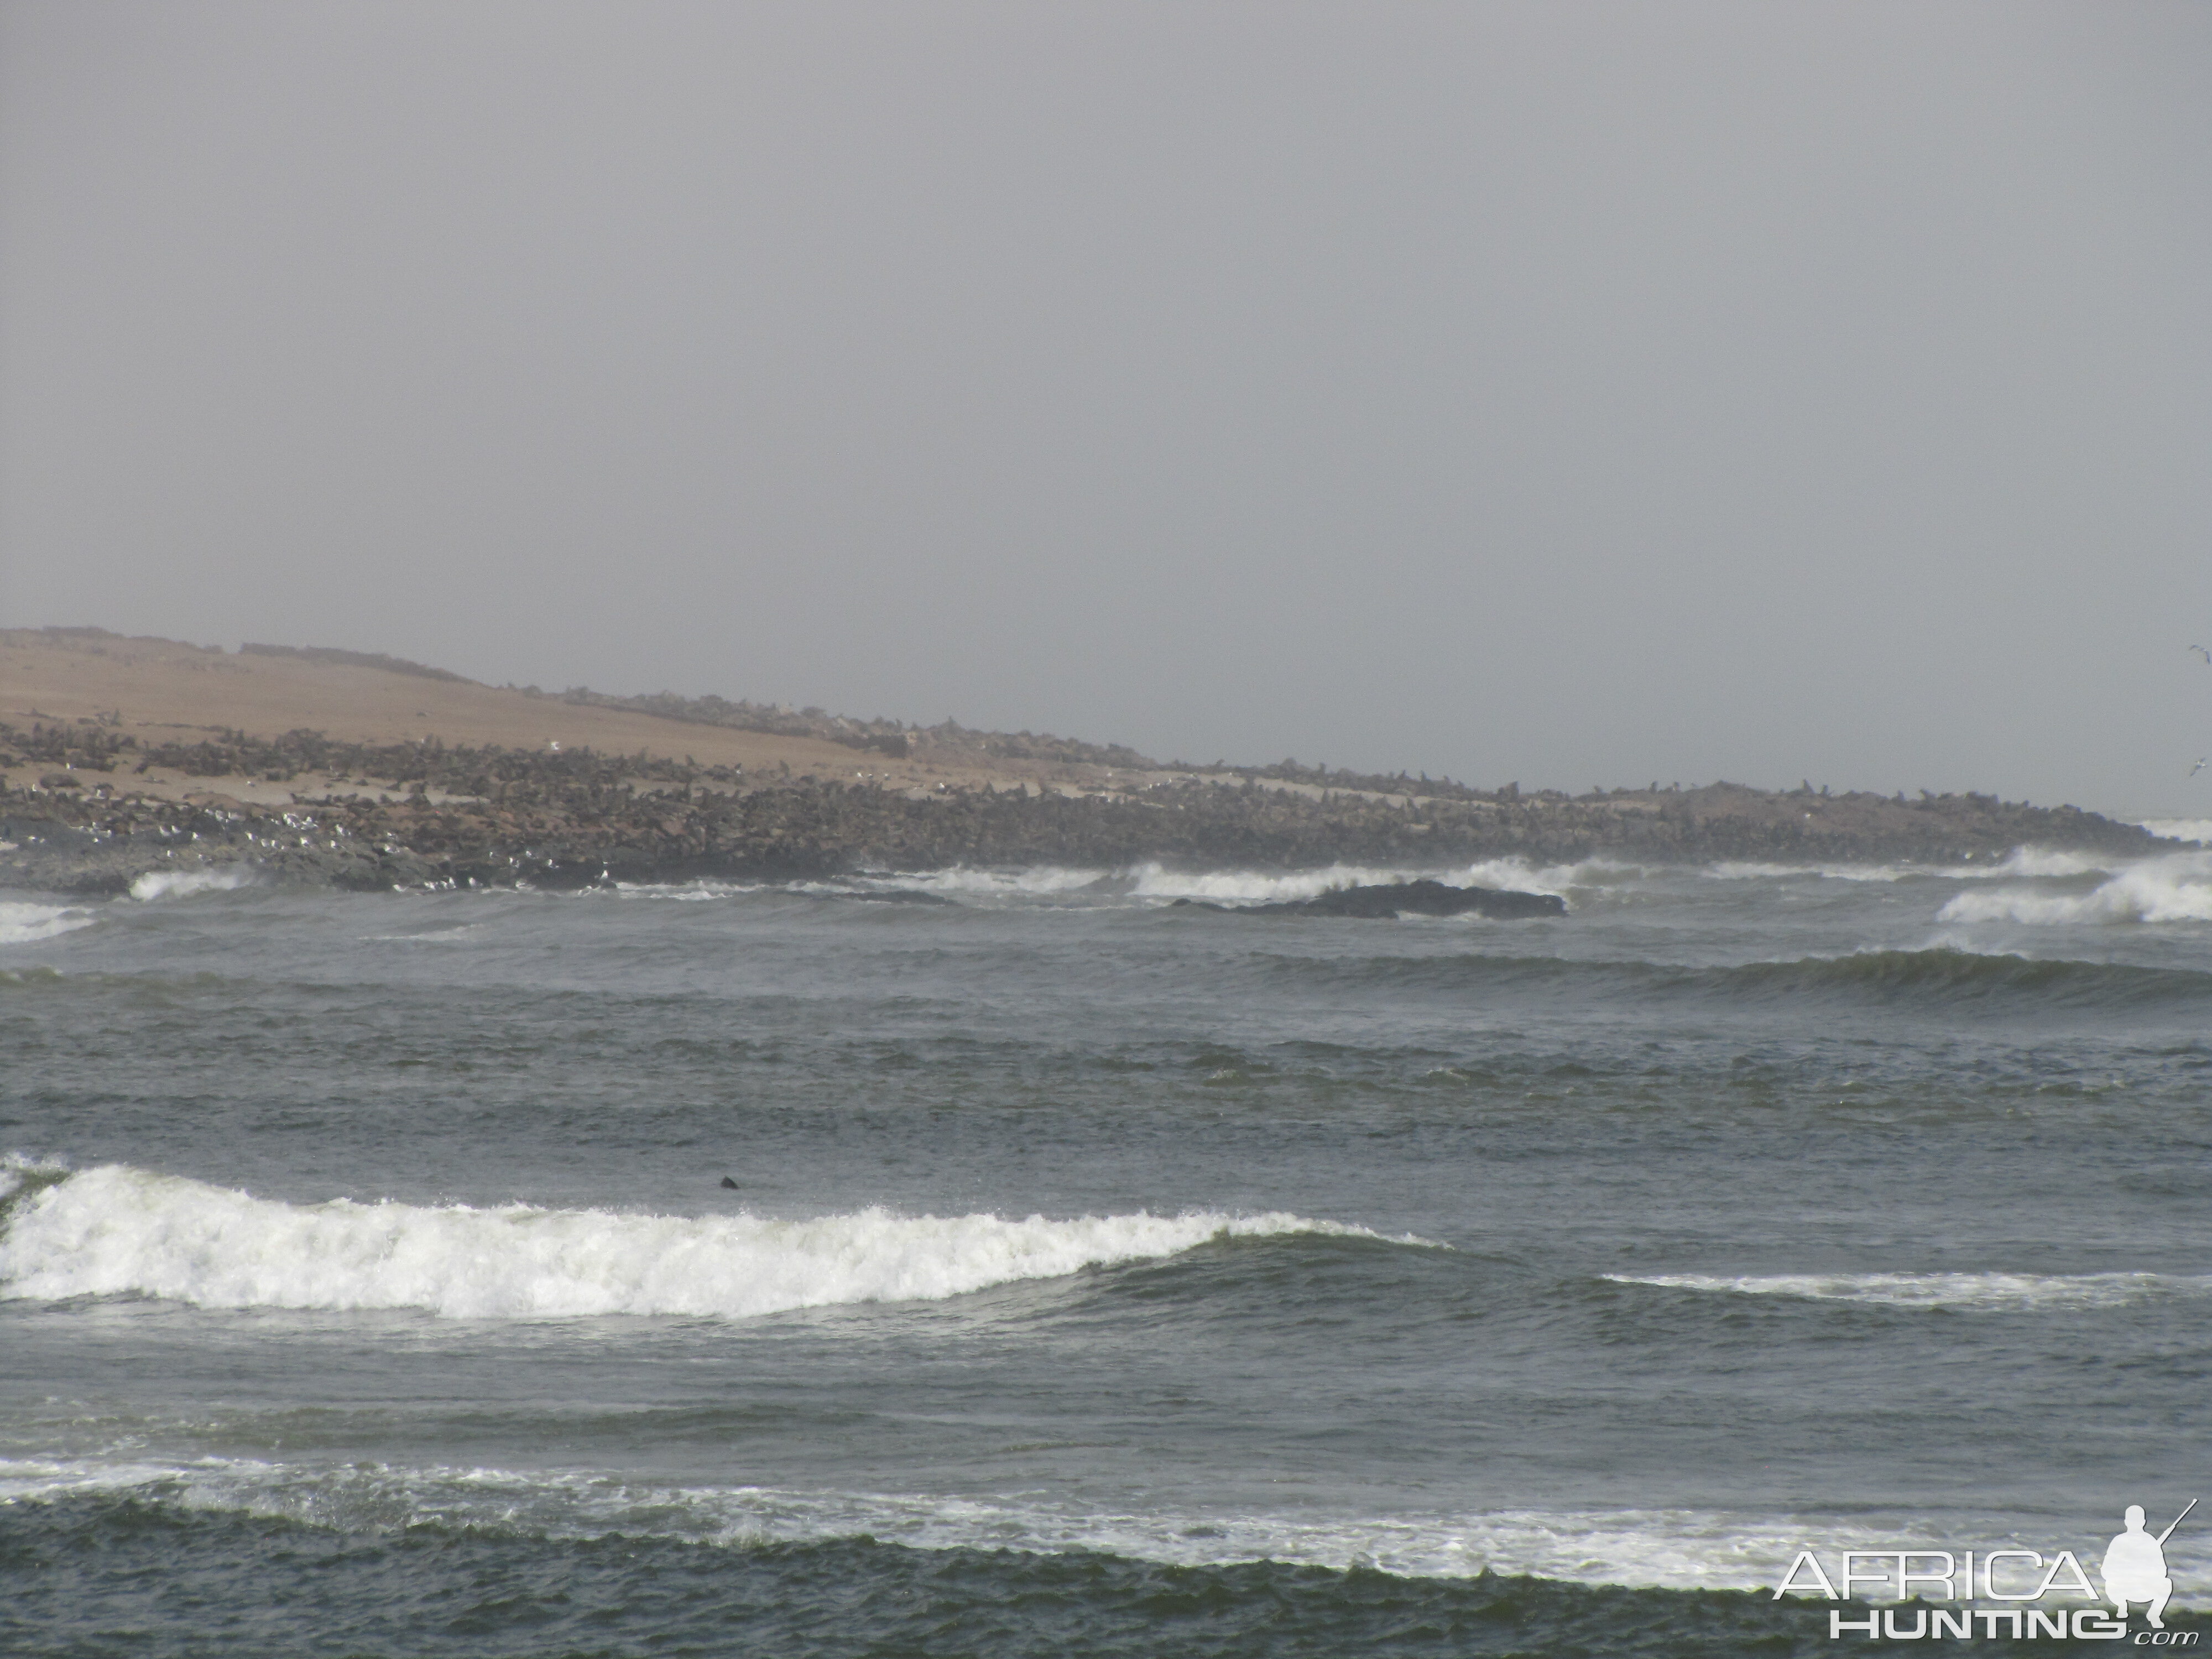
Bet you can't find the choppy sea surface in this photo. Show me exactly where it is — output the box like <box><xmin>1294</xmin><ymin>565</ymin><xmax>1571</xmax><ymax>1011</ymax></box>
<box><xmin>4</xmin><ymin>841</ymin><xmax>2210</xmax><ymax>1657</ymax></box>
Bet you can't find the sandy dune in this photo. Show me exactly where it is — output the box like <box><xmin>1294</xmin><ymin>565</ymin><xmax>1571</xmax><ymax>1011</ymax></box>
<box><xmin>0</xmin><ymin>629</ymin><xmax>1068</xmax><ymax>802</ymax></box>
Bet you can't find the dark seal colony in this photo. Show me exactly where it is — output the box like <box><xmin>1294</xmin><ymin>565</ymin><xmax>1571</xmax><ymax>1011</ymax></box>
<box><xmin>0</xmin><ymin>716</ymin><xmax>2162</xmax><ymax>896</ymax></box>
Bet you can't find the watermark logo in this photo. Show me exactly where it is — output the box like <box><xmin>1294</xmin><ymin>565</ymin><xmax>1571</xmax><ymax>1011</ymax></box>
<box><xmin>1776</xmin><ymin>1501</ymin><xmax>2198</xmax><ymax>1643</ymax></box>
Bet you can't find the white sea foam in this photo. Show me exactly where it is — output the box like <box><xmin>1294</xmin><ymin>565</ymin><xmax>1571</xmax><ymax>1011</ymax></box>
<box><xmin>1706</xmin><ymin>848</ymin><xmax>2112</xmax><ymax>885</ymax></box>
<box><xmin>1133</xmin><ymin>862</ymin><xmax>1427</xmax><ymax>902</ymax></box>
<box><xmin>606</xmin><ymin>870</ymin><xmax>1111</xmax><ymax>903</ymax></box>
<box><xmin>609</xmin><ymin>861</ymin><xmax>1587</xmax><ymax>907</ymax></box>
<box><xmin>362</xmin><ymin>922</ymin><xmax>488</xmax><ymax>943</ymax></box>
<box><xmin>1937</xmin><ymin>852</ymin><xmax>2212</xmax><ymax>925</ymax></box>
<box><xmin>1707</xmin><ymin>860</ymin><xmax>1918</xmax><ymax>883</ymax></box>
<box><xmin>0</xmin><ymin>900</ymin><xmax>98</xmax><ymax>945</ymax></box>
<box><xmin>127</xmin><ymin>867</ymin><xmax>252</xmax><ymax>902</ymax></box>
<box><xmin>0</xmin><ymin>1166</ymin><xmax>1415</xmax><ymax>1318</ymax></box>
<box><xmin>2142</xmin><ymin>818</ymin><xmax>2212</xmax><ymax>845</ymax></box>
<box><xmin>0</xmin><ymin>1457</ymin><xmax>197</xmax><ymax>1505</ymax></box>
<box><xmin>1981</xmin><ymin>847</ymin><xmax>2114</xmax><ymax>878</ymax></box>
<box><xmin>1459</xmin><ymin>855</ymin><xmax>1635</xmax><ymax>894</ymax></box>
<box><xmin>881</xmin><ymin>865</ymin><xmax>1109</xmax><ymax>898</ymax></box>
<box><xmin>1608</xmin><ymin>1271</ymin><xmax>2212</xmax><ymax>1312</ymax></box>
<box><xmin>1128</xmin><ymin>858</ymin><xmax>1590</xmax><ymax>904</ymax></box>
<box><xmin>0</xmin><ymin>1156</ymin><xmax>65</xmax><ymax>1204</ymax></box>
<box><xmin>596</xmin><ymin>878</ymin><xmax>764</xmax><ymax>900</ymax></box>
<box><xmin>9</xmin><ymin>1454</ymin><xmax>2200</xmax><ymax>1603</ymax></box>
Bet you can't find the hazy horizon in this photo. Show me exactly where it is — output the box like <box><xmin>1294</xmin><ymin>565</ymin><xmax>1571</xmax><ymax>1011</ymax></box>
<box><xmin>4</xmin><ymin>2</ymin><xmax>2209</xmax><ymax>816</ymax></box>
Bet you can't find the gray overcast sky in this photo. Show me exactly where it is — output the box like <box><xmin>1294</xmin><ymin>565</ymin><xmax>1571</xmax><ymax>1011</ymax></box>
<box><xmin>3</xmin><ymin>2</ymin><xmax>2208</xmax><ymax>813</ymax></box>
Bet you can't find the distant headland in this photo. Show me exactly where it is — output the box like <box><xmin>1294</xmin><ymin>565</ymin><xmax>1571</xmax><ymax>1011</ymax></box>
<box><xmin>0</xmin><ymin>627</ymin><xmax>2164</xmax><ymax>894</ymax></box>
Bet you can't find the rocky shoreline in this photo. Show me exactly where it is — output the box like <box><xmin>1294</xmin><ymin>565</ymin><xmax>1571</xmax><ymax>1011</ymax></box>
<box><xmin>0</xmin><ymin>721</ymin><xmax>2166</xmax><ymax>896</ymax></box>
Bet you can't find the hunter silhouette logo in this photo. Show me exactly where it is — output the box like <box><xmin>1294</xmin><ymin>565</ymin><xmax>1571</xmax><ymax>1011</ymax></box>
<box><xmin>2106</xmin><ymin>1501</ymin><xmax>2193</xmax><ymax>1631</ymax></box>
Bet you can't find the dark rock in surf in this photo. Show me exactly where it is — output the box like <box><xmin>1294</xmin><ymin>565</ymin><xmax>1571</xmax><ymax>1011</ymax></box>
<box><xmin>719</xmin><ymin>1176</ymin><xmax>739</xmax><ymax>1190</ymax></box>
<box><xmin>1179</xmin><ymin>879</ymin><xmax>1566</xmax><ymax>920</ymax></box>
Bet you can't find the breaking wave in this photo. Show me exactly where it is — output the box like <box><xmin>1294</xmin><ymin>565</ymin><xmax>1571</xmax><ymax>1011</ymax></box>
<box><xmin>602</xmin><ymin>860</ymin><xmax>1594</xmax><ymax>909</ymax></box>
<box><xmin>1705</xmin><ymin>860</ymin><xmax>1921</xmax><ymax>883</ymax></box>
<box><xmin>2142</xmin><ymin>818</ymin><xmax>2212</xmax><ymax>846</ymax></box>
<box><xmin>127</xmin><ymin>867</ymin><xmax>253</xmax><ymax>902</ymax></box>
<box><xmin>0</xmin><ymin>1454</ymin><xmax>2091</xmax><ymax>1595</ymax></box>
<box><xmin>601</xmin><ymin>848</ymin><xmax>2179</xmax><ymax>912</ymax></box>
<box><xmin>0</xmin><ymin>1164</ymin><xmax>1416</xmax><ymax>1319</ymax></box>
<box><xmin>0</xmin><ymin>900</ymin><xmax>98</xmax><ymax>946</ymax></box>
<box><xmin>1127</xmin><ymin>858</ymin><xmax>1601</xmax><ymax>904</ymax></box>
<box><xmin>873</xmin><ymin>865</ymin><xmax>1109</xmax><ymax>898</ymax></box>
<box><xmin>1608</xmin><ymin>1271</ymin><xmax>2212</xmax><ymax>1312</ymax></box>
<box><xmin>1707</xmin><ymin>848</ymin><xmax>2115</xmax><ymax>885</ymax></box>
<box><xmin>1937</xmin><ymin>851</ymin><xmax>2212</xmax><ymax>925</ymax></box>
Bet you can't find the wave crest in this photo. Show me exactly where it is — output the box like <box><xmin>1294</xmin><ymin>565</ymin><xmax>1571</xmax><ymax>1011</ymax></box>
<box><xmin>1274</xmin><ymin>947</ymin><xmax>2212</xmax><ymax>1010</ymax></box>
<box><xmin>1606</xmin><ymin>1271</ymin><xmax>2212</xmax><ymax>1311</ymax></box>
<box><xmin>0</xmin><ymin>900</ymin><xmax>98</xmax><ymax>946</ymax></box>
<box><xmin>2142</xmin><ymin>818</ymin><xmax>2212</xmax><ymax>846</ymax></box>
<box><xmin>1938</xmin><ymin>852</ymin><xmax>2212</xmax><ymax>926</ymax></box>
<box><xmin>0</xmin><ymin>1166</ymin><xmax>1411</xmax><ymax>1319</ymax></box>
<box><xmin>127</xmin><ymin>867</ymin><xmax>253</xmax><ymax>902</ymax></box>
<box><xmin>1129</xmin><ymin>858</ymin><xmax>1600</xmax><ymax>904</ymax></box>
<box><xmin>1714</xmin><ymin>948</ymin><xmax>2209</xmax><ymax>1005</ymax></box>
<box><xmin>0</xmin><ymin>1455</ymin><xmax>2115</xmax><ymax>1598</ymax></box>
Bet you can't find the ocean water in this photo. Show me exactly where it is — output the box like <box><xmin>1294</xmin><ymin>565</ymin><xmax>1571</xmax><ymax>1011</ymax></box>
<box><xmin>3</xmin><ymin>847</ymin><xmax>2209</xmax><ymax>1657</ymax></box>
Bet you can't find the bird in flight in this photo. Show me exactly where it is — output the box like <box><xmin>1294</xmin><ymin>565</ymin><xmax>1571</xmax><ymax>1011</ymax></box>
<box><xmin>2193</xmin><ymin>645</ymin><xmax>2212</xmax><ymax>664</ymax></box>
<box><xmin>2194</xmin><ymin>758</ymin><xmax>2209</xmax><ymax>777</ymax></box>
